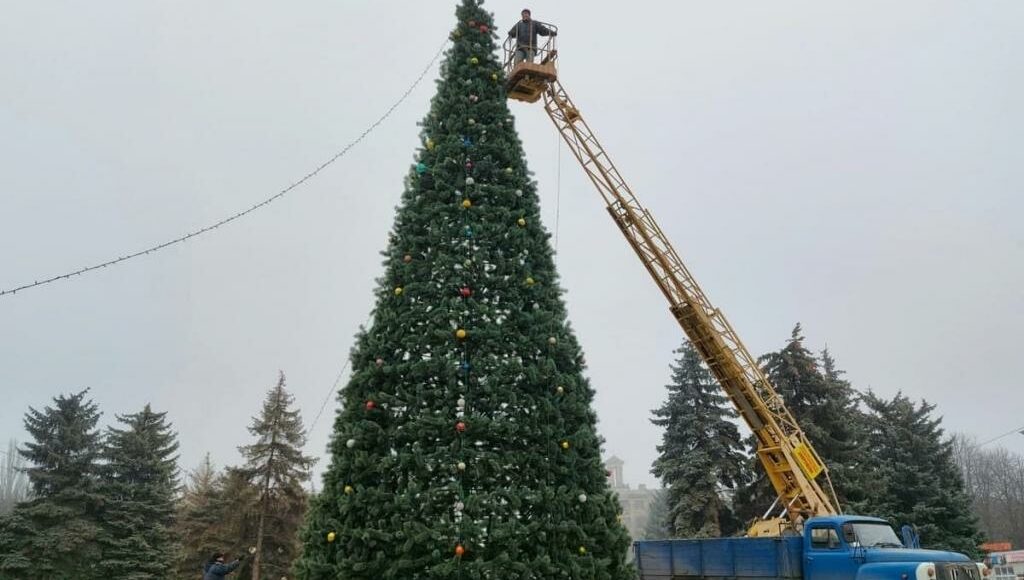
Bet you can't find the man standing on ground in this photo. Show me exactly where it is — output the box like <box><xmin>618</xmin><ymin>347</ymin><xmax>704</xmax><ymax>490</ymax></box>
<box><xmin>508</xmin><ymin>8</ymin><xmax>555</xmax><ymax>64</ymax></box>
<box><xmin>203</xmin><ymin>551</ymin><xmax>246</xmax><ymax>580</ymax></box>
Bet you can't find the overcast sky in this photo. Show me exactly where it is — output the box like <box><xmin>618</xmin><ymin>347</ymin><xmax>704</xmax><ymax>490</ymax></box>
<box><xmin>1</xmin><ymin>1</ymin><xmax>1021</xmax><ymax>489</ymax></box>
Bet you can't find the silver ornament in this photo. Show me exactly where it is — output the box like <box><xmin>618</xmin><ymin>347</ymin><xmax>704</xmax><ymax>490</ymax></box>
<box><xmin>578</xmin><ymin>493</ymin><xmax>588</xmax><ymax>503</ymax></box>
<box><xmin>346</xmin><ymin>438</ymin><xmax>356</xmax><ymax>449</ymax></box>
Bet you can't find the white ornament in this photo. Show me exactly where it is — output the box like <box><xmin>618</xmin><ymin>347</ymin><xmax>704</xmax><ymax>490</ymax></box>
<box><xmin>457</xmin><ymin>461</ymin><xmax>467</xmax><ymax>471</ymax></box>
<box><xmin>515</xmin><ymin>189</ymin><xmax>523</xmax><ymax>197</ymax></box>
<box><xmin>457</xmin><ymin>397</ymin><xmax>466</xmax><ymax>409</ymax></box>
<box><xmin>548</xmin><ymin>337</ymin><xmax>558</xmax><ymax>345</ymax></box>
<box><xmin>464</xmin><ymin>259</ymin><xmax>473</xmax><ymax>267</ymax></box>
<box><xmin>465</xmin><ymin>177</ymin><xmax>475</xmax><ymax>186</ymax></box>
<box><xmin>532</xmin><ymin>302</ymin><xmax>540</xmax><ymax>310</ymax></box>
<box><xmin>346</xmin><ymin>438</ymin><xmax>356</xmax><ymax>449</ymax></box>
<box><xmin>455</xmin><ymin>501</ymin><xmax>465</xmax><ymax>511</ymax></box>
<box><xmin>556</xmin><ymin>386</ymin><xmax>565</xmax><ymax>394</ymax></box>
<box><xmin>578</xmin><ymin>493</ymin><xmax>588</xmax><ymax>503</ymax></box>
<box><xmin>468</xmin><ymin>118</ymin><xmax>476</xmax><ymax>125</ymax></box>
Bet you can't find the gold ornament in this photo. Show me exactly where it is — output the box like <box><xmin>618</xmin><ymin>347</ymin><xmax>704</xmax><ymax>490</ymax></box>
<box><xmin>394</xmin><ymin>287</ymin><xmax>403</xmax><ymax>296</ymax></box>
<box><xmin>344</xmin><ymin>485</ymin><xmax>354</xmax><ymax>495</ymax></box>
<box><xmin>426</xmin><ymin>138</ymin><xmax>435</xmax><ymax>150</ymax></box>
<box><xmin>470</xmin><ymin>57</ymin><xmax>479</xmax><ymax>65</ymax></box>
<box><xmin>462</xmin><ymin>199</ymin><xmax>472</xmax><ymax>208</ymax></box>
<box><xmin>491</xmin><ymin>73</ymin><xmax>498</xmax><ymax>81</ymax></box>
<box><xmin>517</xmin><ymin>218</ymin><xmax>527</xmax><ymax>227</ymax></box>
<box><xmin>556</xmin><ymin>386</ymin><xmax>565</xmax><ymax>394</ymax></box>
<box><xmin>561</xmin><ymin>440</ymin><xmax>570</xmax><ymax>450</ymax></box>
<box><xmin>579</xmin><ymin>546</ymin><xmax>587</xmax><ymax>555</ymax></box>
<box><xmin>327</xmin><ymin>531</ymin><xmax>336</xmax><ymax>543</ymax></box>
<box><xmin>456</xmin><ymin>329</ymin><xmax>468</xmax><ymax>340</ymax></box>
<box><xmin>525</xmin><ymin>277</ymin><xmax>535</xmax><ymax>286</ymax></box>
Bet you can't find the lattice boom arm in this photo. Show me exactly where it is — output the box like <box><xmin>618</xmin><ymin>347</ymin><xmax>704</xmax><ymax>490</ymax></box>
<box><xmin>541</xmin><ymin>79</ymin><xmax>839</xmax><ymax>522</ymax></box>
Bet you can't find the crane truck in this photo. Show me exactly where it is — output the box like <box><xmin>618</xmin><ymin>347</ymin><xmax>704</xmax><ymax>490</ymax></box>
<box><xmin>501</xmin><ymin>25</ymin><xmax>986</xmax><ymax>580</ymax></box>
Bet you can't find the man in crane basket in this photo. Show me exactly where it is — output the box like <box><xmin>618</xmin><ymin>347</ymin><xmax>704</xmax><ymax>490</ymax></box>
<box><xmin>508</xmin><ymin>8</ymin><xmax>555</xmax><ymax>65</ymax></box>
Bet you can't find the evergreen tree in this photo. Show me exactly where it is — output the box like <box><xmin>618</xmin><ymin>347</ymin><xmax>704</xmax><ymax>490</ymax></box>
<box><xmin>236</xmin><ymin>372</ymin><xmax>314</xmax><ymax>580</ymax></box>
<box><xmin>297</xmin><ymin>2</ymin><xmax>633</xmax><ymax>577</ymax></box>
<box><xmin>175</xmin><ymin>455</ymin><xmax>233</xmax><ymax>579</ymax></box>
<box><xmin>641</xmin><ymin>490</ymin><xmax>671</xmax><ymax>540</ymax></box>
<box><xmin>858</xmin><ymin>392</ymin><xmax>983</xmax><ymax>557</ymax></box>
<box><xmin>650</xmin><ymin>342</ymin><xmax>747</xmax><ymax>537</ymax></box>
<box><xmin>0</xmin><ymin>391</ymin><xmax>105</xmax><ymax>580</ymax></box>
<box><xmin>734</xmin><ymin>326</ymin><xmax>864</xmax><ymax>524</ymax></box>
<box><xmin>98</xmin><ymin>404</ymin><xmax>180</xmax><ymax>579</ymax></box>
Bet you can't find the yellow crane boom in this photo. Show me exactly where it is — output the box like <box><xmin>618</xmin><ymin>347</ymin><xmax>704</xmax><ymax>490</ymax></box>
<box><xmin>503</xmin><ymin>27</ymin><xmax>840</xmax><ymax>535</ymax></box>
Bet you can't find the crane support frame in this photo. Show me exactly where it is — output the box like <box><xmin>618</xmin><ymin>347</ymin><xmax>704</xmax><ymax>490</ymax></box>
<box><xmin>539</xmin><ymin>77</ymin><xmax>840</xmax><ymax>528</ymax></box>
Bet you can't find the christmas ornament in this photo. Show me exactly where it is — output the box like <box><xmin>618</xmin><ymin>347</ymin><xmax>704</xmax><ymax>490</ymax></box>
<box><xmin>462</xmin><ymin>136</ymin><xmax>474</xmax><ymax>147</ymax></box>
<box><xmin>456</xmin><ymin>329</ymin><xmax>468</xmax><ymax>340</ymax></box>
<box><xmin>579</xmin><ymin>546</ymin><xmax>587</xmax><ymax>555</ymax></box>
<box><xmin>375</xmin><ymin>357</ymin><xmax>384</xmax><ymax>367</ymax></box>
<box><xmin>459</xmin><ymin>286</ymin><xmax>472</xmax><ymax>298</ymax></box>
<box><xmin>515</xmin><ymin>189</ymin><xmax>523</xmax><ymax>196</ymax></box>
<box><xmin>468</xmin><ymin>95</ymin><xmax>479</xmax><ymax>103</ymax></box>
<box><xmin>468</xmin><ymin>19</ymin><xmax>476</xmax><ymax>27</ymax></box>
<box><xmin>533</xmin><ymin>302</ymin><xmax>540</xmax><ymax>310</ymax></box>
<box><xmin>455</xmin><ymin>421</ymin><xmax>466</xmax><ymax>432</ymax></box>
<box><xmin>464</xmin><ymin>159</ymin><xmax>474</xmax><ymax>171</ymax></box>
<box><xmin>465</xmin><ymin>177</ymin><xmax>475</xmax><ymax>186</ymax></box>
<box><xmin>463</xmin><ymin>225</ymin><xmax>473</xmax><ymax>238</ymax></box>
<box><xmin>517</xmin><ymin>217</ymin><xmax>527</xmax><ymax>227</ymax></box>
<box><xmin>346</xmin><ymin>438</ymin><xmax>356</xmax><ymax>449</ymax></box>
<box><xmin>479</xmin><ymin>24</ymin><xmax>489</xmax><ymax>33</ymax></box>
<box><xmin>327</xmin><ymin>531</ymin><xmax>336</xmax><ymax>543</ymax></box>
<box><xmin>457</xmin><ymin>461</ymin><xmax>467</xmax><ymax>471</ymax></box>
<box><xmin>455</xmin><ymin>544</ymin><xmax>466</xmax><ymax>557</ymax></box>
<box><xmin>403</xmin><ymin>254</ymin><xmax>412</xmax><ymax>264</ymax></box>
<box><xmin>548</xmin><ymin>336</ymin><xmax>558</xmax><ymax>345</ymax></box>
<box><xmin>505</xmin><ymin>167</ymin><xmax>514</xmax><ymax>174</ymax></box>
<box><xmin>578</xmin><ymin>493</ymin><xmax>588</xmax><ymax>503</ymax></box>
<box><xmin>468</xmin><ymin>118</ymin><xmax>476</xmax><ymax>125</ymax></box>
<box><xmin>525</xmin><ymin>277</ymin><xmax>535</xmax><ymax>286</ymax></box>
<box><xmin>453</xmin><ymin>30</ymin><xmax>462</xmax><ymax>38</ymax></box>
<box><xmin>415</xmin><ymin>162</ymin><xmax>428</xmax><ymax>174</ymax></box>
<box><xmin>470</xmin><ymin>57</ymin><xmax>479</xmax><ymax>65</ymax></box>
<box><xmin>394</xmin><ymin>286</ymin><xmax>403</xmax><ymax>296</ymax></box>
<box><xmin>454</xmin><ymin>500</ymin><xmax>465</xmax><ymax>511</ymax></box>
<box><xmin>461</xmin><ymin>199</ymin><xmax>472</xmax><ymax>209</ymax></box>
<box><xmin>457</xmin><ymin>397</ymin><xmax>466</xmax><ymax>408</ymax></box>
<box><xmin>491</xmin><ymin>73</ymin><xmax>498</xmax><ymax>81</ymax></box>
<box><xmin>463</xmin><ymin>259</ymin><xmax>473</xmax><ymax>267</ymax></box>
<box><xmin>344</xmin><ymin>485</ymin><xmax>354</xmax><ymax>495</ymax></box>
<box><xmin>556</xmin><ymin>386</ymin><xmax>565</xmax><ymax>394</ymax></box>
<box><xmin>460</xmin><ymin>361</ymin><xmax>471</xmax><ymax>371</ymax></box>
<box><xmin>561</xmin><ymin>440</ymin><xmax>570</xmax><ymax>450</ymax></box>
<box><xmin>365</xmin><ymin>400</ymin><xmax>376</xmax><ymax>411</ymax></box>
<box><xmin>426</xmin><ymin>138</ymin><xmax>435</xmax><ymax>150</ymax></box>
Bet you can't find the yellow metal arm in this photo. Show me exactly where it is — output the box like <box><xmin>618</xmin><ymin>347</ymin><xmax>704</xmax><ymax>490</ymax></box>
<box><xmin>540</xmin><ymin>78</ymin><xmax>840</xmax><ymax>530</ymax></box>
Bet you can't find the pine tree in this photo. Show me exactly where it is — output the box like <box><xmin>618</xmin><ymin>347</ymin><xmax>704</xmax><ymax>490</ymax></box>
<box><xmin>98</xmin><ymin>404</ymin><xmax>180</xmax><ymax>579</ymax></box>
<box><xmin>175</xmin><ymin>455</ymin><xmax>233</xmax><ymax>579</ymax></box>
<box><xmin>858</xmin><ymin>392</ymin><xmax>984</xmax><ymax>557</ymax></box>
<box><xmin>0</xmin><ymin>391</ymin><xmax>105</xmax><ymax>580</ymax></box>
<box><xmin>236</xmin><ymin>372</ymin><xmax>314</xmax><ymax>580</ymax></box>
<box><xmin>641</xmin><ymin>490</ymin><xmax>671</xmax><ymax>540</ymax></box>
<box><xmin>296</xmin><ymin>2</ymin><xmax>633</xmax><ymax>578</ymax></box>
<box><xmin>650</xmin><ymin>342</ymin><xmax>747</xmax><ymax>537</ymax></box>
<box><xmin>734</xmin><ymin>325</ymin><xmax>864</xmax><ymax>524</ymax></box>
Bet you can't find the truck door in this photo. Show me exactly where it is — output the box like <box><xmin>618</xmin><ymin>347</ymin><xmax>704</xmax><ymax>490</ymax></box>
<box><xmin>805</xmin><ymin>524</ymin><xmax>860</xmax><ymax>580</ymax></box>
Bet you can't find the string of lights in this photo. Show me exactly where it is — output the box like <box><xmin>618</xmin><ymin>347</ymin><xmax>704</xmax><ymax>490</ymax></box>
<box><xmin>0</xmin><ymin>40</ymin><xmax>448</xmax><ymax>299</ymax></box>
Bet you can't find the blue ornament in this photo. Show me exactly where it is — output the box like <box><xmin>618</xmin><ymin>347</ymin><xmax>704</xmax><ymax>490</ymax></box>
<box><xmin>415</xmin><ymin>162</ymin><xmax>428</xmax><ymax>175</ymax></box>
<box><xmin>461</xmin><ymin>136</ymin><xmax>474</xmax><ymax>148</ymax></box>
<box><xmin>463</xmin><ymin>225</ymin><xmax>473</xmax><ymax>238</ymax></box>
<box><xmin>460</xmin><ymin>361</ymin><xmax>472</xmax><ymax>371</ymax></box>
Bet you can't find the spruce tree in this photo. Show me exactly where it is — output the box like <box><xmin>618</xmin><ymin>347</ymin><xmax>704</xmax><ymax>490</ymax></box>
<box><xmin>859</xmin><ymin>392</ymin><xmax>983</xmax><ymax>557</ymax></box>
<box><xmin>175</xmin><ymin>455</ymin><xmax>233</xmax><ymax>579</ymax></box>
<box><xmin>650</xmin><ymin>342</ymin><xmax>747</xmax><ymax>537</ymax></box>
<box><xmin>98</xmin><ymin>404</ymin><xmax>180</xmax><ymax>579</ymax></box>
<box><xmin>296</xmin><ymin>2</ymin><xmax>633</xmax><ymax>578</ymax></box>
<box><xmin>0</xmin><ymin>391</ymin><xmax>105</xmax><ymax>580</ymax></box>
<box><xmin>236</xmin><ymin>372</ymin><xmax>314</xmax><ymax>580</ymax></box>
<box><xmin>641</xmin><ymin>490</ymin><xmax>671</xmax><ymax>540</ymax></box>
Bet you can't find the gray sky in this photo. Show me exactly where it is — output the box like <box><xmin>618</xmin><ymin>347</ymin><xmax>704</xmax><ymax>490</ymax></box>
<box><xmin>1</xmin><ymin>1</ymin><xmax>1021</xmax><ymax>489</ymax></box>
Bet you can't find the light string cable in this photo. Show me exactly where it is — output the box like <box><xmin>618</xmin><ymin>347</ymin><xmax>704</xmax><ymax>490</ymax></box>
<box><xmin>0</xmin><ymin>40</ymin><xmax>449</xmax><ymax>298</ymax></box>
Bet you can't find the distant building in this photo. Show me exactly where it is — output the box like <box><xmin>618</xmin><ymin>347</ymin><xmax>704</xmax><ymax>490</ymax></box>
<box><xmin>605</xmin><ymin>456</ymin><xmax>660</xmax><ymax>541</ymax></box>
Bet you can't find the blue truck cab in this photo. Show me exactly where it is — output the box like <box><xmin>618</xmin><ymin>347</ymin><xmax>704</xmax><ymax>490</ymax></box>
<box><xmin>635</xmin><ymin>515</ymin><xmax>986</xmax><ymax>580</ymax></box>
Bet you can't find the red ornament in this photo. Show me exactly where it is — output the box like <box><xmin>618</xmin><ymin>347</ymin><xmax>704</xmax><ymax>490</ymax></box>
<box><xmin>455</xmin><ymin>544</ymin><xmax>466</xmax><ymax>557</ymax></box>
<box><xmin>456</xmin><ymin>421</ymin><xmax>467</xmax><ymax>432</ymax></box>
<box><xmin>459</xmin><ymin>287</ymin><xmax>472</xmax><ymax>298</ymax></box>
<box><xmin>479</xmin><ymin>24</ymin><xmax>489</xmax><ymax>33</ymax></box>
<box><xmin>365</xmin><ymin>400</ymin><xmax>376</xmax><ymax>411</ymax></box>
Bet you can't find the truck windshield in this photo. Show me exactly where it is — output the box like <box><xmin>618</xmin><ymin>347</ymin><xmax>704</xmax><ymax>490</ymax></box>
<box><xmin>850</xmin><ymin>523</ymin><xmax>904</xmax><ymax>548</ymax></box>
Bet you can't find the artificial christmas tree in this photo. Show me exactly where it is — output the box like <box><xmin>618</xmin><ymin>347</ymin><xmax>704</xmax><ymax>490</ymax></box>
<box><xmin>296</xmin><ymin>1</ymin><xmax>633</xmax><ymax>578</ymax></box>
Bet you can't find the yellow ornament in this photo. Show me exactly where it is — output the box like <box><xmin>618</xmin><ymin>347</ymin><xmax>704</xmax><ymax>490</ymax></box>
<box><xmin>344</xmin><ymin>485</ymin><xmax>354</xmax><ymax>495</ymax></box>
<box><xmin>462</xmin><ymin>199</ymin><xmax>472</xmax><ymax>208</ymax></box>
<box><xmin>470</xmin><ymin>57</ymin><xmax>479</xmax><ymax>65</ymax></box>
<box><xmin>525</xmin><ymin>277</ymin><xmax>535</xmax><ymax>286</ymax></box>
<box><xmin>491</xmin><ymin>73</ymin><xmax>498</xmax><ymax>81</ymax></box>
<box><xmin>327</xmin><ymin>531</ymin><xmax>336</xmax><ymax>543</ymax></box>
<box><xmin>561</xmin><ymin>440</ymin><xmax>570</xmax><ymax>450</ymax></box>
<box><xmin>426</xmin><ymin>138</ymin><xmax>435</xmax><ymax>150</ymax></box>
<box><xmin>517</xmin><ymin>218</ymin><xmax>527</xmax><ymax>227</ymax></box>
<box><xmin>579</xmin><ymin>546</ymin><xmax>587</xmax><ymax>555</ymax></box>
<box><xmin>394</xmin><ymin>287</ymin><xmax>403</xmax><ymax>296</ymax></box>
<box><xmin>456</xmin><ymin>328</ymin><xmax>468</xmax><ymax>340</ymax></box>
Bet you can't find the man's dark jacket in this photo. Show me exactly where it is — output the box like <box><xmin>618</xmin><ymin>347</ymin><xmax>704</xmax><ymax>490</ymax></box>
<box><xmin>203</xmin><ymin>559</ymin><xmax>242</xmax><ymax>580</ymax></box>
<box><xmin>507</xmin><ymin>19</ymin><xmax>553</xmax><ymax>49</ymax></box>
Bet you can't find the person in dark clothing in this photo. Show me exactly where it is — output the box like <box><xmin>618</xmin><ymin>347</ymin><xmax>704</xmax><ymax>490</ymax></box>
<box><xmin>508</xmin><ymin>8</ymin><xmax>555</xmax><ymax>64</ymax></box>
<box><xmin>203</xmin><ymin>551</ymin><xmax>246</xmax><ymax>580</ymax></box>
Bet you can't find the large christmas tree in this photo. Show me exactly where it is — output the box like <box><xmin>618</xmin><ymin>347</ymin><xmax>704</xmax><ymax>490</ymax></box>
<box><xmin>296</xmin><ymin>1</ymin><xmax>633</xmax><ymax>578</ymax></box>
